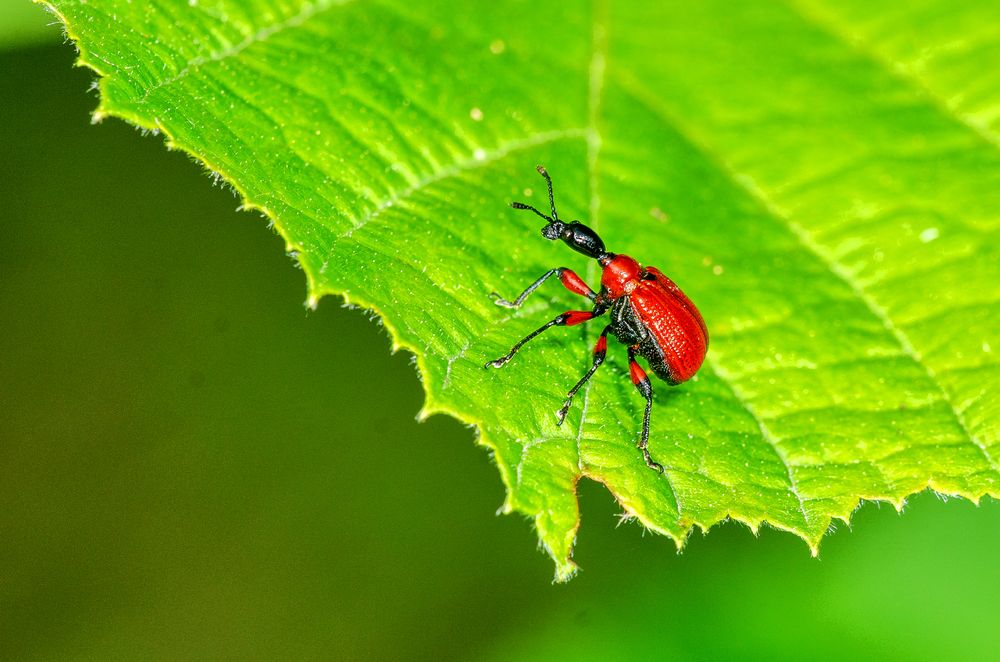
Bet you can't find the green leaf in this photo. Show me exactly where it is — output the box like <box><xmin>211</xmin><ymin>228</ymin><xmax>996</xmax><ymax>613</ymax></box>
<box><xmin>41</xmin><ymin>0</ymin><xmax>999</xmax><ymax>580</ymax></box>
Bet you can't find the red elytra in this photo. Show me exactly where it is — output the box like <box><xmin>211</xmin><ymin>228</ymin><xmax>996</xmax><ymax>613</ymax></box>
<box><xmin>485</xmin><ymin>166</ymin><xmax>708</xmax><ymax>473</ymax></box>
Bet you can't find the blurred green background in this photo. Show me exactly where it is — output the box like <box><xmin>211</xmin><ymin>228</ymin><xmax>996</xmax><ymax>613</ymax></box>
<box><xmin>2</xmin><ymin>10</ymin><xmax>999</xmax><ymax>661</ymax></box>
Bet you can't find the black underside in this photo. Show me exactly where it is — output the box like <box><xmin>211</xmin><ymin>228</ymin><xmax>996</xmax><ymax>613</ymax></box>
<box><xmin>607</xmin><ymin>298</ymin><xmax>679</xmax><ymax>385</ymax></box>
<box><xmin>636</xmin><ymin>334</ymin><xmax>678</xmax><ymax>385</ymax></box>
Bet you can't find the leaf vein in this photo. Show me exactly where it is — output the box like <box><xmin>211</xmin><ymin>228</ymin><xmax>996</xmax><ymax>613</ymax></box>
<box><xmin>134</xmin><ymin>0</ymin><xmax>352</xmax><ymax>107</ymax></box>
<box><xmin>328</xmin><ymin>128</ymin><xmax>588</xmax><ymax>249</ymax></box>
<box><xmin>707</xmin><ymin>358</ymin><xmax>813</xmax><ymax>527</ymax></box>
<box><xmin>783</xmin><ymin>0</ymin><xmax>1000</xmax><ymax>151</ymax></box>
<box><xmin>575</xmin><ymin>0</ymin><xmax>609</xmax><ymax>476</ymax></box>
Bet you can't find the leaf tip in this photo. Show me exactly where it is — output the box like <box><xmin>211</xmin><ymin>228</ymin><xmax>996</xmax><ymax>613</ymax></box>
<box><xmin>553</xmin><ymin>560</ymin><xmax>579</xmax><ymax>583</ymax></box>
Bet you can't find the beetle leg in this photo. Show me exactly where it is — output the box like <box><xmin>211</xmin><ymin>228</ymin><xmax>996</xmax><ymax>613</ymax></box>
<box><xmin>490</xmin><ymin>268</ymin><xmax>596</xmax><ymax>308</ymax></box>
<box><xmin>484</xmin><ymin>310</ymin><xmax>596</xmax><ymax>368</ymax></box>
<box><xmin>628</xmin><ymin>347</ymin><xmax>665</xmax><ymax>473</ymax></box>
<box><xmin>556</xmin><ymin>324</ymin><xmax>612</xmax><ymax>425</ymax></box>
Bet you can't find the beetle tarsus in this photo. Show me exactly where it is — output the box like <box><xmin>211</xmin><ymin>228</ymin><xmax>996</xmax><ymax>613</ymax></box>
<box><xmin>642</xmin><ymin>448</ymin><xmax>665</xmax><ymax>474</ymax></box>
<box><xmin>484</xmin><ymin>355</ymin><xmax>511</xmax><ymax>369</ymax></box>
<box><xmin>489</xmin><ymin>292</ymin><xmax>518</xmax><ymax>308</ymax></box>
<box><xmin>555</xmin><ymin>401</ymin><xmax>572</xmax><ymax>425</ymax></box>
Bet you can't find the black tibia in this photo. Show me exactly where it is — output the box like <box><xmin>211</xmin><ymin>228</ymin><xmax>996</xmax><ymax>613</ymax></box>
<box><xmin>629</xmin><ymin>347</ymin><xmax>665</xmax><ymax>473</ymax></box>
<box><xmin>484</xmin><ymin>311</ymin><xmax>592</xmax><ymax>369</ymax></box>
<box><xmin>490</xmin><ymin>267</ymin><xmax>595</xmax><ymax>309</ymax></box>
<box><xmin>490</xmin><ymin>268</ymin><xmax>560</xmax><ymax>308</ymax></box>
<box><xmin>556</xmin><ymin>324</ymin><xmax>612</xmax><ymax>426</ymax></box>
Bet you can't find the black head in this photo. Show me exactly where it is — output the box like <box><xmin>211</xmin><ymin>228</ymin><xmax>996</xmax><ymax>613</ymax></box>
<box><xmin>510</xmin><ymin>165</ymin><xmax>607</xmax><ymax>260</ymax></box>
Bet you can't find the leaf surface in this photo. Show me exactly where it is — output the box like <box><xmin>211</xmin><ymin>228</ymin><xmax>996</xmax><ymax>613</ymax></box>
<box><xmin>43</xmin><ymin>0</ymin><xmax>1000</xmax><ymax>578</ymax></box>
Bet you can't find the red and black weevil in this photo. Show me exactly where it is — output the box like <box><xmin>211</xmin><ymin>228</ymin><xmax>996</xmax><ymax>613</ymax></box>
<box><xmin>485</xmin><ymin>166</ymin><xmax>709</xmax><ymax>472</ymax></box>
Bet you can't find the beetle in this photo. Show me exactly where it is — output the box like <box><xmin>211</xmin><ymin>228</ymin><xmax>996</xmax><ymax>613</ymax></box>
<box><xmin>484</xmin><ymin>166</ymin><xmax>708</xmax><ymax>472</ymax></box>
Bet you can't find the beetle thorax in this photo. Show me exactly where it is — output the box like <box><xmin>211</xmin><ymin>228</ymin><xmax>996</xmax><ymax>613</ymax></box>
<box><xmin>600</xmin><ymin>254</ymin><xmax>642</xmax><ymax>298</ymax></box>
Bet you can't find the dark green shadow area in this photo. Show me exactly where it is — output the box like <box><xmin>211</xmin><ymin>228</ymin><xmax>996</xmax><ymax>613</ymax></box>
<box><xmin>1</xmin><ymin>43</ymin><xmax>547</xmax><ymax>661</ymax></box>
<box><xmin>2</xmin><ymin>40</ymin><xmax>999</xmax><ymax>662</ymax></box>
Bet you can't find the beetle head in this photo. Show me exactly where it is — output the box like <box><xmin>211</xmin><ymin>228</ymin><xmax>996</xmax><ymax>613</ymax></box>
<box><xmin>510</xmin><ymin>165</ymin><xmax>608</xmax><ymax>260</ymax></box>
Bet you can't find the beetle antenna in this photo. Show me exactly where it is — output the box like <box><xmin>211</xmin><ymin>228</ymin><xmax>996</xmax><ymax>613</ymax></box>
<box><xmin>509</xmin><ymin>165</ymin><xmax>564</xmax><ymax>228</ymax></box>
<box><xmin>535</xmin><ymin>165</ymin><xmax>560</xmax><ymax>221</ymax></box>
<box><xmin>510</xmin><ymin>201</ymin><xmax>554</xmax><ymax>223</ymax></box>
